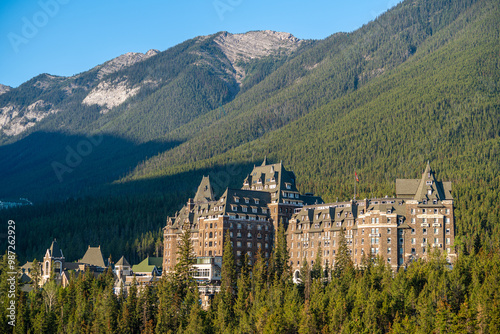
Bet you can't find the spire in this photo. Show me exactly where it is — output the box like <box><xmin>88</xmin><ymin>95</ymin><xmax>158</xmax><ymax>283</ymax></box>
<box><xmin>425</xmin><ymin>160</ymin><xmax>431</xmax><ymax>176</ymax></box>
<box><xmin>49</xmin><ymin>239</ymin><xmax>63</xmax><ymax>258</ymax></box>
<box><xmin>261</xmin><ymin>156</ymin><xmax>268</xmax><ymax>166</ymax></box>
<box><xmin>193</xmin><ymin>176</ymin><xmax>215</xmax><ymax>203</ymax></box>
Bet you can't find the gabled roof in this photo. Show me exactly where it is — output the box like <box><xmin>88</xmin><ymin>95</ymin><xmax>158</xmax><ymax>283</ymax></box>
<box><xmin>115</xmin><ymin>256</ymin><xmax>130</xmax><ymax>267</ymax></box>
<box><xmin>193</xmin><ymin>176</ymin><xmax>215</xmax><ymax>203</ymax></box>
<box><xmin>132</xmin><ymin>256</ymin><xmax>163</xmax><ymax>274</ymax></box>
<box><xmin>396</xmin><ymin>162</ymin><xmax>453</xmax><ymax>200</ymax></box>
<box><xmin>80</xmin><ymin>246</ymin><xmax>105</xmax><ymax>268</ymax></box>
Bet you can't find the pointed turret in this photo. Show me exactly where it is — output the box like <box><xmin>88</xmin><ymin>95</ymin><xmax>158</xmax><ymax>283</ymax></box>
<box><xmin>193</xmin><ymin>176</ymin><xmax>216</xmax><ymax>203</ymax></box>
<box><xmin>261</xmin><ymin>156</ymin><xmax>268</xmax><ymax>166</ymax></box>
<box><xmin>49</xmin><ymin>239</ymin><xmax>63</xmax><ymax>258</ymax></box>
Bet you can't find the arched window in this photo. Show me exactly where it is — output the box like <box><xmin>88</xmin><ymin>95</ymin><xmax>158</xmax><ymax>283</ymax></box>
<box><xmin>54</xmin><ymin>261</ymin><xmax>62</xmax><ymax>274</ymax></box>
<box><xmin>45</xmin><ymin>261</ymin><xmax>49</xmax><ymax>275</ymax></box>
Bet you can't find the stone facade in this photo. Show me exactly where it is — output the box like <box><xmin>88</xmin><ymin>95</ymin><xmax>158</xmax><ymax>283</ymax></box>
<box><xmin>163</xmin><ymin>160</ymin><xmax>323</xmax><ymax>274</ymax></box>
<box><xmin>164</xmin><ymin>160</ymin><xmax>456</xmax><ymax>277</ymax></box>
<box><xmin>287</xmin><ymin>162</ymin><xmax>456</xmax><ymax>276</ymax></box>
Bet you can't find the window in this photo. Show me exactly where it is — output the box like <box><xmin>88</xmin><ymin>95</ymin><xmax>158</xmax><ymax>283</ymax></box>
<box><xmin>411</xmin><ymin>218</ymin><xmax>416</xmax><ymax>224</ymax></box>
<box><xmin>434</xmin><ymin>228</ymin><xmax>439</xmax><ymax>234</ymax></box>
<box><xmin>428</xmin><ymin>190</ymin><xmax>432</xmax><ymax>196</ymax></box>
<box><xmin>242</xmin><ymin>207</ymin><xmax>247</xmax><ymax>212</ymax></box>
<box><xmin>387</xmin><ymin>248</ymin><xmax>391</xmax><ymax>254</ymax></box>
<box><xmin>231</xmin><ymin>205</ymin><xmax>237</xmax><ymax>211</ymax></box>
<box><xmin>411</xmin><ymin>238</ymin><xmax>416</xmax><ymax>244</ymax></box>
<box><xmin>423</xmin><ymin>228</ymin><xmax>427</xmax><ymax>235</ymax></box>
<box><xmin>244</xmin><ymin>198</ymin><xmax>249</xmax><ymax>204</ymax></box>
<box><xmin>237</xmin><ymin>241</ymin><xmax>242</xmax><ymax>247</ymax></box>
<box><xmin>247</xmin><ymin>242</ymin><xmax>252</xmax><ymax>248</ymax></box>
<box><xmin>411</xmin><ymin>208</ymin><xmax>415</xmax><ymax>214</ymax></box>
<box><xmin>387</xmin><ymin>228</ymin><xmax>391</xmax><ymax>234</ymax></box>
<box><xmin>387</xmin><ymin>258</ymin><xmax>391</xmax><ymax>263</ymax></box>
<box><xmin>387</xmin><ymin>237</ymin><xmax>391</xmax><ymax>244</ymax></box>
<box><xmin>247</xmin><ymin>232</ymin><xmax>252</xmax><ymax>238</ymax></box>
<box><xmin>446</xmin><ymin>228</ymin><xmax>450</xmax><ymax>234</ymax></box>
<box><xmin>411</xmin><ymin>228</ymin><xmax>415</xmax><ymax>234</ymax></box>
<box><xmin>446</xmin><ymin>218</ymin><xmax>451</xmax><ymax>224</ymax></box>
<box><xmin>234</xmin><ymin>197</ymin><xmax>239</xmax><ymax>203</ymax></box>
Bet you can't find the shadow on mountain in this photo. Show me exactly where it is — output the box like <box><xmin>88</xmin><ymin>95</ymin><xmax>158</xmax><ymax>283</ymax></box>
<box><xmin>98</xmin><ymin>160</ymin><xmax>261</xmax><ymax>200</ymax></box>
<box><xmin>0</xmin><ymin>131</ymin><xmax>183</xmax><ymax>202</ymax></box>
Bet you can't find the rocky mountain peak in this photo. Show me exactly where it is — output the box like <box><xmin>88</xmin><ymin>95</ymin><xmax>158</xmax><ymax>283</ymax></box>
<box><xmin>97</xmin><ymin>49</ymin><xmax>160</xmax><ymax>79</ymax></box>
<box><xmin>0</xmin><ymin>84</ymin><xmax>11</xmax><ymax>96</ymax></box>
<box><xmin>213</xmin><ymin>30</ymin><xmax>302</xmax><ymax>83</ymax></box>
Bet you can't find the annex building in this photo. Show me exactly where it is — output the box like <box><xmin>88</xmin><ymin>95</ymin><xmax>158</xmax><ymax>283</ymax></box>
<box><xmin>163</xmin><ymin>160</ymin><xmax>456</xmax><ymax>279</ymax></box>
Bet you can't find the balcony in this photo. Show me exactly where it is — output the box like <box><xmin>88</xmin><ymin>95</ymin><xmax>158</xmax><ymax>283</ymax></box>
<box><xmin>369</xmin><ymin>233</ymin><xmax>381</xmax><ymax>237</ymax></box>
<box><xmin>421</xmin><ymin>223</ymin><xmax>429</xmax><ymax>227</ymax></box>
<box><xmin>432</xmin><ymin>223</ymin><xmax>441</xmax><ymax>227</ymax></box>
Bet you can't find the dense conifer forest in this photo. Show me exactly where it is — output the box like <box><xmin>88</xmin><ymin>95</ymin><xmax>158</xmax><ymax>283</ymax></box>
<box><xmin>0</xmin><ymin>0</ymin><xmax>499</xmax><ymax>331</ymax></box>
<box><xmin>1</xmin><ymin>228</ymin><xmax>499</xmax><ymax>333</ymax></box>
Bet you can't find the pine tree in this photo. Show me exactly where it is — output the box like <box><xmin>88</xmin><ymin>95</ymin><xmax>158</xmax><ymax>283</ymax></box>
<box><xmin>333</xmin><ymin>229</ymin><xmax>354</xmax><ymax>280</ymax></box>
<box><xmin>311</xmin><ymin>245</ymin><xmax>323</xmax><ymax>280</ymax></box>
<box><xmin>215</xmin><ymin>231</ymin><xmax>237</xmax><ymax>333</ymax></box>
<box><xmin>174</xmin><ymin>223</ymin><xmax>196</xmax><ymax>295</ymax></box>
<box><xmin>31</xmin><ymin>259</ymin><xmax>41</xmax><ymax>289</ymax></box>
<box><xmin>269</xmin><ymin>222</ymin><xmax>291</xmax><ymax>283</ymax></box>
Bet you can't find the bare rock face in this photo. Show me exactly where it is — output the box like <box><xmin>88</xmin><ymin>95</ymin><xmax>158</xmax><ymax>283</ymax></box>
<box><xmin>0</xmin><ymin>84</ymin><xmax>11</xmax><ymax>96</ymax></box>
<box><xmin>0</xmin><ymin>100</ymin><xmax>58</xmax><ymax>136</ymax></box>
<box><xmin>97</xmin><ymin>49</ymin><xmax>160</xmax><ymax>79</ymax></box>
<box><xmin>82</xmin><ymin>78</ymin><xmax>141</xmax><ymax>113</ymax></box>
<box><xmin>214</xmin><ymin>30</ymin><xmax>302</xmax><ymax>82</ymax></box>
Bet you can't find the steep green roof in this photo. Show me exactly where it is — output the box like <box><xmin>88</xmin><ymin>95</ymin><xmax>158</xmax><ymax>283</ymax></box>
<box><xmin>132</xmin><ymin>256</ymin><xmax>163</xmax><ymax>273</ymax></box>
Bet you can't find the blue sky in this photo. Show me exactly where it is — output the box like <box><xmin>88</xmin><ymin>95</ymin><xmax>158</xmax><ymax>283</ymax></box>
<box><xmin>0</xmin><ymin>0</ymin><xmax>401</xmax><ymax>88</ymax></box>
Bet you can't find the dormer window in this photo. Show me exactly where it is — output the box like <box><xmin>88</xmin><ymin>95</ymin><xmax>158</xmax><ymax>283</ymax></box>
<box><xmin>234</xmin><ymin>197</ymin><xmax>239</xmax><ymax>203</ymax></box>
<box><xmin>285</xmin><ymin>183</ymin><xmax>291</xmax><ymax>189</ymax></box>
<box><xmin>427</xmin><ymin>189</ymin><xmax>432</xmax><ymax>196</ymax></box>
<box><xmin>254</xmin><ymin>199</ymin><xmax>259</xmax><ymax>204</ymax></box>
<box><xmin>244</xmin><ymin>198</ymin><xmax>249</xmax><ymax>204</ymax></box>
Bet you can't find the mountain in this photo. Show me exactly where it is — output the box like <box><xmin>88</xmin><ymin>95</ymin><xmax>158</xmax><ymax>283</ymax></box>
<box><xmin>0</xmin><ymin>0</ymin><xmax>499</xmax><ymax>262</ymax></box>
<box><xmin>0</xmin><ymin>30</ymin><xmax>305</xmax><ymax>201</ymax></box>
<box><xmin>0</xmin><ymin>84</ymin><xmax>10</xmax><ymax>95</ymax></box>
<box><xmin>0</xmin><ymin>31</ymin><xmax>303</xmax><ymax>143</ymax></box>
